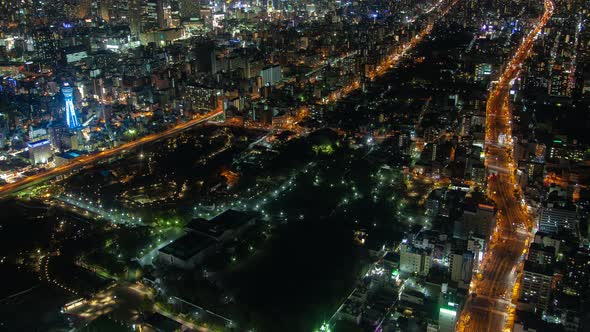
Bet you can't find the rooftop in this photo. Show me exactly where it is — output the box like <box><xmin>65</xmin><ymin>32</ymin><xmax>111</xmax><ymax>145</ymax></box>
<box><xmin>144</xmin><ymin>312</ymin><xmax>182</xmax><ymax>332</ymax></box>
<box><xmin>159</xmin><ymin>232</ymin><xmax>215</xmax><ymax>260</ymax></box>
<box><xmin>186</xmin><ymin>209</ymin><xmax>255</xmax><ymax>239</ymax></box>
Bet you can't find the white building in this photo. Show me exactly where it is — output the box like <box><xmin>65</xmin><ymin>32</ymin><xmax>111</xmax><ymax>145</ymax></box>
<box><xmin>400</xmin><ymin>243</ymin><xmax>431</xmax><ymax>276</ymax></box>
<box><xmin>28</xmin><ymin>139</ymin><xmax>52</xmax><ymax>165</ymax></box>
<box><xmin>438</xmin><ymin>302</ymin><xmax>459</xmax><ymax>332</ymax></box>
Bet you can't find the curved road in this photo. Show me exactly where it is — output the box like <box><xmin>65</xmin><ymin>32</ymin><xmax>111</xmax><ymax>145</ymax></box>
<box><xmin>0</xmin><ymin>110</ymin><xmax>223</xmax><ymax>198</ymax></box>
<box><xmin>457</xmin><ymin>0</ymin><xmax>554</xmax><ymax>331</ymax></box>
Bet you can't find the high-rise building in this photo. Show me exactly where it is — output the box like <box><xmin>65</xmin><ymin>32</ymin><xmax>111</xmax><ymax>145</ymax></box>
<box><xmin>156</xmin><ymin>0</ymin><xmax>171</xmax><ymax>28</ymax></box>
<box><xmin>129</xmin><ymin>0</ymin><xmax>142</xmax><ymax>35</ymax></box>
<box><xmin>167</xmin><ymin>0</ymin><xmax>180</xmax><ymax>26</ymax></box>
<box><xmin>474</xmin><ymin>63</ymin><xmax>492</xmax><ymax>82</ymax></box>
<box><xmin>548</xmin><ymin>65</ymin><xmax>570</xmax><ymax>97</ymax></box>
<box><xmin>108</xmin><ymin>0</ymin><xmax>130</xmax><ymax>23</ymax></box>
<box><xmin>438</xmin><ymin>300</ymin><xmax>459</xmax><ymax>332</ymax></box>
<box><xmin>534</xmin><ymin>232</ymin><xmax>561</xmax><ymax>254</ymax></box>
<box><xmin>48</xmin><ymin>124</ymin><xmax>68</xmax><ymax>152</ymax></box>
<box><xmin>75</xmin><ymin>0</ymin><xmax>92</xmax><ymax>18</ymax></box>
<box><xmin>62</xmin><ymin>84</ymin><xmax>81</xmax><ymax>129</ymax></box>
<box><xmin>27</xmin><ymin>139</ymin><xmax>52</xmax><ymax>165</ymax></box>
<box><xmin>178</xmin><ymin>0</ymin><xmax>200</xmax><ymax>19</ymax></box>
<box><xmin>449</xmin><ymin>251</ymin><xmax>474</xmax><ymax>289</ymax></box>
<box><xmin>0</xmin><ymin>114</ymin><xmax>8</xmax><ymax>149</ymax></box>
<box><xmin>538</xmin><ymin>205</ymin><xmax>579</xmax><ymax>235</ymax></box>
<box><xmin>519</xmin><ymin>261</ymin><xmax>554</xmax><ymax>313</ymax></box>
<box><xmin>527</xmin><ymin>243</ymin><xmax>555</xmax><ymax>265</ymax></box>
<box><xmin>454</xmin><ymin>203</ymin><xmax>497</xmax><ymax>240</ymax></box>
<box><xmin>33</xmin><ymin>28</ymin><xmax>60</xmax><ymax>61</ymax></box>
<box><xmin>467</xmin><ymin>236</ymin><xmax>485</xmax><ymax>271</ymax></box>
<box><xmin>400</xmin><ymin>243</ymin><xmax>431</xmax><ymax>276</ymax></box>
<box><xmin>260</xmin><ymin>65</ymin><xmax>283</xmax><ymax>86</ymax></box>
<box><xmin>563</xmin><ymin>249</ymin><xmax>590</xmax><ymax>296</ymax></box>
<box><xmin>142</xmin><ymin>0</ymin><xmax>160</xmax><ymax>31</ymax></box>
<box><xmin>183</xmin><ymin>85</ymin><xmax>221</xmax><ymax>111</ymax></box>
<box><xmin>548</xmin><ymin>139</ymin><xmax>585</xmax><ymax>162</ymax></box>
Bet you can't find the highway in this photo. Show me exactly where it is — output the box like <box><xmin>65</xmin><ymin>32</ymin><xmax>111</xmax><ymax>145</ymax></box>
<box><xmin>457</xmin><ymin>0</ymin><xmax>553</xmax><ymax>331</ymax></box>
<box><xmin>0</xmin><ymin>109</ymin><xmax>223</xmax><ymax>198</ymax></box>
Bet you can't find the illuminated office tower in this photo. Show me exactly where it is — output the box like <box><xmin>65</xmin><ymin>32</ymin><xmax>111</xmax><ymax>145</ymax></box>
<box><xmin>178</xmin><ymin>0</ymin><xmax>199</xmax><ymax>19</ymax></box>
<box><xmin>129</xmin><ymin>0</ymin><xmax>142</xmax><ymax>35</ymax></box>
<box><xmin>62</xmin><ymin>84</ymin><xmax>81</xmax><ymax>129</ymax></box>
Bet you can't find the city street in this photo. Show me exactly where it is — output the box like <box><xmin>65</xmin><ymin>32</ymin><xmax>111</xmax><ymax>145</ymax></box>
<box><xmin>458</xmin><ymin>0</ymin><xmax>554</xmax><ymax>331</ymax></box>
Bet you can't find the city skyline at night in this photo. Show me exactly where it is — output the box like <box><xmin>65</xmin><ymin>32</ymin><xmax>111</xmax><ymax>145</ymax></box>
<box><xmin>0</xmin><ymin>0</ymin><xmax>589</xmax><ymax>331</ymax></box>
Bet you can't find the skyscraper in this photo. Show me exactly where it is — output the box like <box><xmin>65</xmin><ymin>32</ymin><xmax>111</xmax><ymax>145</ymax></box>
<box><xmin>519</xmin><ymin>261</ymin><xmax>554</xmax><ymax>312</ymax></box>
<box><xmin>178</xmin><ymin>0</ymin><xmax>199</xmax><ymax>19</ymax></box>
<box><xmin>62</xmin><ymin>84</ymin><xmax>81</xmax><ymax>129</ymax></box>
<box><xmin>129</xmin><ymin>0</ymin><xmax>142</xmax><ymax>35</ymax></box>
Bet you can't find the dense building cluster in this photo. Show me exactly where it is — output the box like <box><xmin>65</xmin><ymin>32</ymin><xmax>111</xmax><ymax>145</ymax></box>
<box><xmin>0</xmin><ymin>0</ymin><xmax>589</xmax><ymax>331</ymax></box>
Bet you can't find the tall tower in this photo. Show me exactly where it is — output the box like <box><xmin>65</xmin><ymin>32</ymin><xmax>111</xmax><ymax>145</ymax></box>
<box><xmin>128</xmin><ymin>0</ymin><xmax>142</xmax><ymax>35</ymax></box>
<box><xmin>179</xmin><ymin>0</ymin><xmax>201</xmax><ymax>20</ymax></box>
<box><xmin>62</xmin><ymin>84</ymin><xmax>81</xmax><ymax>129</ymax></box>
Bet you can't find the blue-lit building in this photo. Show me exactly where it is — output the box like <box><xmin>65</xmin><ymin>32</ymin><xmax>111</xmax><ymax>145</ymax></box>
<box><xmin>62</xmin><ymin>84</ymin><xmax>81</xmax><ymax>129</ymax></box>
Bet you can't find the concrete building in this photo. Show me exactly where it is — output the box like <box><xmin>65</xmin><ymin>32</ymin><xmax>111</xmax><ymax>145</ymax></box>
<box><xmin>157</xmin><ymin>232</ymin><xmax>216</xmax><ymax>269</ymax></box>
<box><xmin>158</xmin><ymin>210</ymin><xmax>256</xmax><ymax>269</ymax></box>
<box><xmin>62</xmin><ymin>84</ymin><xmax>81</xmax><ymax>129</ymax></box>
<box><xmin>474</xmin><ymin>63</ymin><xmax>492</xmax><ymax>82</ymax></box>
<box><xmin>400</xmin><ymin>289</ymin><xmax>426</xmax><ymax>305</ymax></box>
<box><xmin>449</xmin><ymin>251</ymin><xmax>474</xmax><ymax>289</ymax></box>
<box><xmin>533</xmin><ymin>232</ymin><xmax>561</xmax><ymax>255</ymax></box>
<box><xmin>454</xmin><ymin>203</ymin><xmax>496</xmax><ymax>240</ymax></box>
<box><xmin>438</xmin><ymin>302</ymin><xmax>459</xmax><ymax>332</ymax></box>
<box><xmin>400</xmin><ymin>243</ymin><xmax>431</xmax><ymax>276</ymax></box>
<box><xmin>538</xmin><ymin>205</ymin><xmax>578</xmax><ymax>236</ymax></box>
<box><xmin>178</xmin><ymin>0</ymin><xmax>199</xmax><ymax>19</ymax></box>
<box><xmin>426</xmin><ymin>188</ymin><xmax>444</xmax><ymax>217</ymax></box>
<box><xmin>54</xmin><ymin>150</ymin><xmax>85</xmax><ymax>167</ymax></box>
<box><xmin>186</xmin><ymin>209</ymin><xmax>257</xmax><ymax>242</ymax></box>
<box><xmin>27</xmin><ymin>139</ymin><xmax>52</xmax><ymax>165</ymax></box>
<box><xmin>563</xmin><ymin>250</ymin><xmax>590</xmax><ymax>296</ymax></box>
<box><xmin>519</xmin><ymin>261</ymin><xmax>554</xmax><ymax>313</ymax></box>
<box><xmin>260</xmin><ymin>65</ymin><xmax>282</xmax><ymax>86</ymax></box>
<box><xmin>184</xmin><ymin>85</ymin><xmax>222</xmax><ymax>111</ymax></box>
<box><xmin>139</xmin><ymin>27</ymin><xmax>184</xmax><ymax>46</ymax></box>
<box><xmin>467</xmin><ymin>236</ymin><xmax>485</xmax><ymax>271</ymax></box>
<box><xmin>527</xmin><ymin>243</ymin><xmax>555</xmax><ymax>265</ymax></box>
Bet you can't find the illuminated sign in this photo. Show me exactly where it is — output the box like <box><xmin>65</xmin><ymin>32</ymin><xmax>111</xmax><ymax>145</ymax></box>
<box><xmin>27</xmin><ymin>139</ymin><xmax>50</xmax><ymax>148</ymax></box>
<box><xmin>440</xmin><ymin>307</ymin><xmax>457</xmax><ymax>316</ymax></box>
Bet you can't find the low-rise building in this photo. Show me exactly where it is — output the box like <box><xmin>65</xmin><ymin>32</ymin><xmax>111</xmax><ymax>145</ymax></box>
<box><xmin>158</xmin><ymin>210</ymin><xmax>257</xmax><ymax>269</ymax></box>
<box><xmin>157</xmin><ymin>232</ymin><xmax>216</xmax><ymax>269</ymax></box>
<box><xmin>186</xmin><ymin>209</ymin><xmax>256</xmax><ymax>242</ymax></box>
